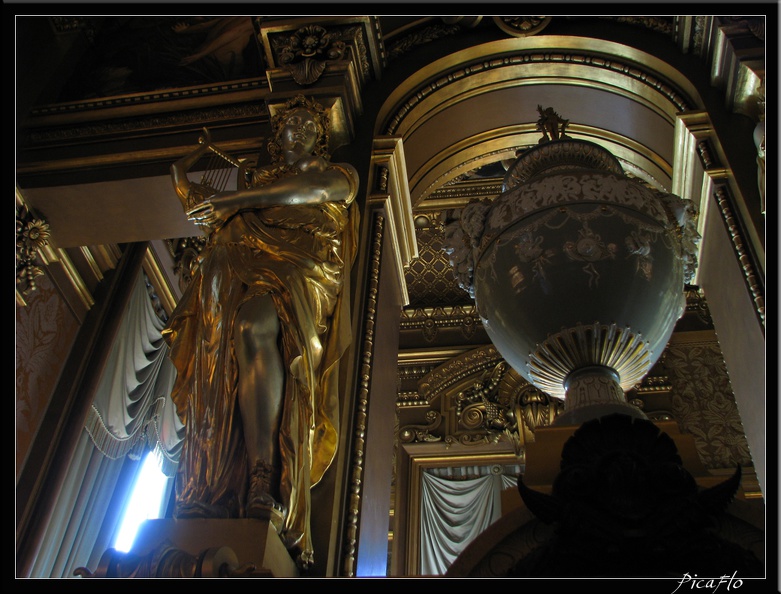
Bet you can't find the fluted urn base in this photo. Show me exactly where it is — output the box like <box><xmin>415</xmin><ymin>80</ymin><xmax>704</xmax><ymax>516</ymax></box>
<box><xmin>553</xmin><ymin>365</ymin><xmax>646</xmax><ymax>426</ymax></box>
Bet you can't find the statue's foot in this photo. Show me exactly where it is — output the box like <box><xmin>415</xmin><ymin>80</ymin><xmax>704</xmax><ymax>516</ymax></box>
<box><xmin>247</xmin><ymin>460</ymin><xmax>286</xmax><ymax>532</ymax></box>
<box><xmin>296</xmin><ymin>549</ymin><xmax>314</xmax><ymax>572</ymax></box>
<box><xmin>247</xmin><ymin>493</ymin><xmax>287</xmax><ymax>533</ymax></box>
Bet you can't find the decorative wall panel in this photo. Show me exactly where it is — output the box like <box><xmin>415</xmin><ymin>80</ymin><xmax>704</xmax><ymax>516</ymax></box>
<box><xmin>15</xmin><ymin>273</ymin><xmax>80</xmax><ymax>477</ymax></box>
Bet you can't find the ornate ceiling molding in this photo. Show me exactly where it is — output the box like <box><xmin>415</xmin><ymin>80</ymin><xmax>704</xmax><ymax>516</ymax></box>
<box><xmin>378</xmin><ymin>37</ymin><xmax>698</xmax><ymax>138</ymax></box>
<box><xmin>375</xmin><ymin>37</ymin><xmax>703</xmax><ymax>207</ymax></box>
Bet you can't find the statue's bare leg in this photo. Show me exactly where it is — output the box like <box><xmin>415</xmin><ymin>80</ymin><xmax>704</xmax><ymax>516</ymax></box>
<box><xmin>234</xmin><ymin>293</ymin><xmax>286</xmax><ymax>518</ymax></box>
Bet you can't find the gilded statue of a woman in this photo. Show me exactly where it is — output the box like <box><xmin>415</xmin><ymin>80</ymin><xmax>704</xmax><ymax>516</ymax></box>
<box><xmin>164</xmin><ymin>95</ymin><xmax>359</xmax><ymax>569</ymax></box>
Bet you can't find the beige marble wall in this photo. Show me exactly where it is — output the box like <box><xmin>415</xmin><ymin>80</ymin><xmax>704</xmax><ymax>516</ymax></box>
<box><xmin>15</xmin><ymin>273</ymin><xmax>79</xmax><ymax>481</ymax></box>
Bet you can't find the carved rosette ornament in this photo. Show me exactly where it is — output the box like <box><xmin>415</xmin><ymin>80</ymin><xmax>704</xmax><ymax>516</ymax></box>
<box><xmin>441</xmin><ymin>107</ymin><xmax>700</xmax><ymax>425</ymax></box>
<box><xmin>16</xmin><ymin>204</ymin><xmax>51</xmax><ymax>299</ymax></box>
<box><xmin>272</xmin><ymin>25</ymin><xmax>347</xmax><ymax>85</ymax></box>
<box><xmin>493</xmin><ymin>17</ymin><xmax>552</xmax><ymax>38</ymax></box>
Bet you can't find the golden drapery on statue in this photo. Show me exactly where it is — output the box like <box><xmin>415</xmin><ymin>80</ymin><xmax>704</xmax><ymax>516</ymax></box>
<box><xmin>163</xmin><ymin>95</ymin><xmax>359</xmax><ymax>569</ymax></box>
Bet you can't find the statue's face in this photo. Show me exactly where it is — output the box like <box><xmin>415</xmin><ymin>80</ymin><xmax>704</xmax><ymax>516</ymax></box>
<box><xmin>280</xmin><ymin>108</ymin><xmax>320</xmax><ymax>156</ymax></box>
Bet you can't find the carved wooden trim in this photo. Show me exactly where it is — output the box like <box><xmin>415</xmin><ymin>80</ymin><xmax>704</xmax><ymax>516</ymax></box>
<box><xmin>341</xmin><ymin>212</ymin><xmax>384</xmax><ymax>577</ymax></box>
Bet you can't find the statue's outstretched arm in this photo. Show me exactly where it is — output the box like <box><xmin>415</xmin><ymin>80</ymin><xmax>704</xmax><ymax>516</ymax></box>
<box><xmin>187</xmin><ymin>162</ymin><xmax>358</xmax><ymax>229</ymax></box>
<box><xmin>171</xmin><ymin>128</ymin><xmax>213</xmax><ymax>204</ymax></box>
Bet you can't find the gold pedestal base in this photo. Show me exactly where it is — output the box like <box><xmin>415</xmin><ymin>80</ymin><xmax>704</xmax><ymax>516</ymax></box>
<box><xmin>132</xmin><ymin>518</ymin><xmax>299</xmax><ymax>577</ymax></box>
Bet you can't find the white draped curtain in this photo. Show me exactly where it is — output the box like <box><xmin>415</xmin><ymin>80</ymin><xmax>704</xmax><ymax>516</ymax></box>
<box><xmin>84</xmin><ymin>275</ymin><xmax>183</xmax><ymax>474</ymax></box>
<box><xmin>30</xmin><ymin>273</ymin><xmax>184</xmax><ymax>577</ymax></box>
<box><xmin>419</xmin><ymin>469</ymin><xmax>518</xmax><ymax>575</ymax></box>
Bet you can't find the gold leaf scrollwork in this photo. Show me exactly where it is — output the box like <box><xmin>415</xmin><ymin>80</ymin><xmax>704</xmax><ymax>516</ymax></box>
<box><xmin>519</xmin><ymin>387</ymin><xmax>563</xmax><ymax>433</ymax></box>
<box><xmin>454</xmin><ymin>361</ymin><xmax>521</xmax><ymax>446</ymax></box>
<box><xmin>399</xmin><ymin>410</ymin><xmax>443</xmax><ymax>443</ymax></box>
<box><xmin>16</xmin><ymin>204</ymin><xmax>51</xmax><ymax>299</ymax></box>
<box><xmin>457</xmin><ymin>433</ymin><xmax>493</xmax><ymax>447</ymax></box>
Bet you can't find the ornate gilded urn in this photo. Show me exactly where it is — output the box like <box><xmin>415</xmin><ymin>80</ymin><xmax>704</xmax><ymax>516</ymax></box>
<box><xmin>442</xmin><ymin>107</ymin><xmax>699</xmax><ymax>426</ymax></box>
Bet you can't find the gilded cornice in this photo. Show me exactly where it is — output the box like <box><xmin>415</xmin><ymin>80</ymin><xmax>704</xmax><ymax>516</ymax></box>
<box><xmin>398</xmin><ymin>346</ymin><xmax>475</xmax><ymax>367</ymax></box>
<box><xmin>376</xmin><ymin>36</ymin><xmax>704</xmax><ymax>209</ymax></box>
<box><xmin>385</xmin><ymin>16</ymin><xmax>676</xmax><ymax>67</ymax></box>
<box><xmin>25</xmin><ymin>79</ymin><xmax>268</xmax><ymax>124</ymax></box>
<box><xmin>421</xmin><ymin>179</ymin><xmax>504</xmax><ymax>210</ymax></box>
<box><xmin>400</xmin><ymin>306</ymin><xmax>482</xmax><ymax>343</ymax></box>
<box><xmin>409</xmin><ymin>143</ymin><xmax>518</xmax><ymax>201</ymax></box>
<box><xmin>18</xmin><ymin>80</ymin><xmax>270</xmax><ymax>177</ymax></box>
<box><xmin>23</xmin><ymin>102</ymin><xmax>268</xmax><ymax>146</ymax></box>
<box><xmin>711</xmin><ymin>26</ymin><xmax>764</xmax><ymax>120</ymax></box>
